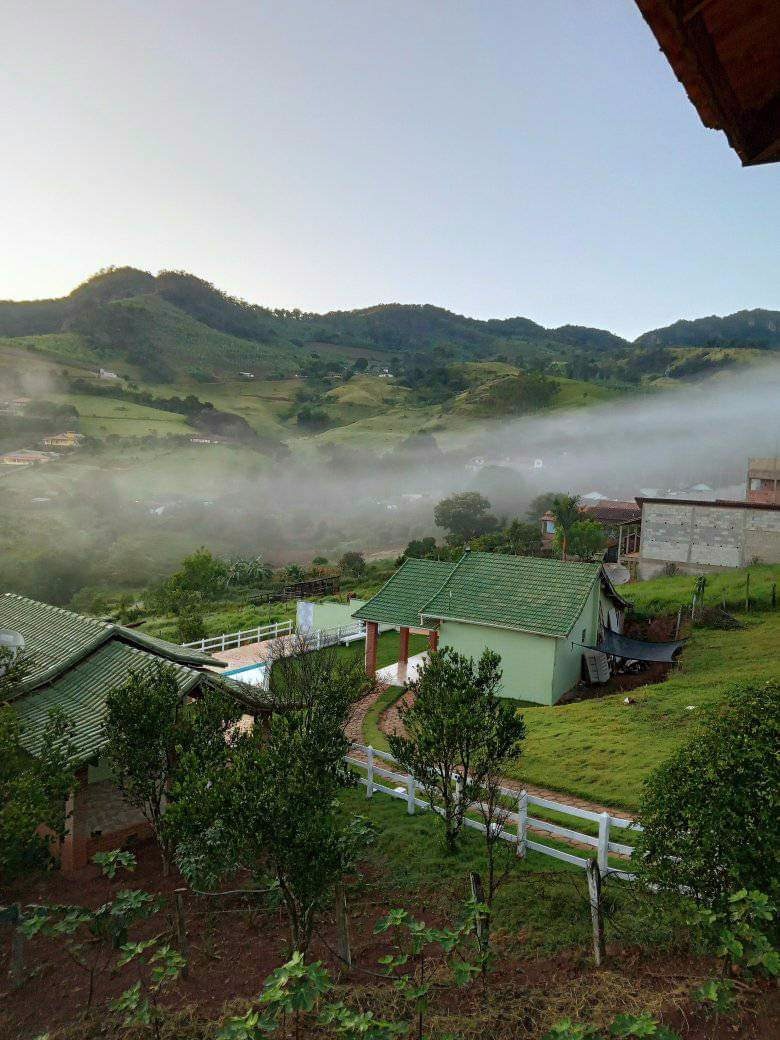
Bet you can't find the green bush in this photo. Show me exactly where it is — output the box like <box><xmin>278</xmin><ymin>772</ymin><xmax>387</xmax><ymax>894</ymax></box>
<box><xmin>634</xmin><ymin>681</ymin><xmax>779</xmax><ymax>908</ymax></box>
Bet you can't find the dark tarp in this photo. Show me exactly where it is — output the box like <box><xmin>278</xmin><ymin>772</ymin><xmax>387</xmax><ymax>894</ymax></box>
<box><xmin>586</xmin><ymin>629</ymin><xmax>685</xmax><ymax>663</ymax></box>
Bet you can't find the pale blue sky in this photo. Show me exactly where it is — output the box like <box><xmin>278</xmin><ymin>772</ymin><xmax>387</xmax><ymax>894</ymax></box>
<box><xmin>1</xmin><ymin>0</ymin><xmax>777</xmax><ymax>338</ymax></box>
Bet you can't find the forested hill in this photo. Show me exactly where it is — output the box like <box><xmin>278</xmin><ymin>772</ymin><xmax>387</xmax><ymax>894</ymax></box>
<box><xmin>635</xmin><ymin>309</ymin><xmax>780</xmax><ymax>349</ymax></box>
<box><xmin>0</xmin><ymin>266</ymin><xmax>628</xmax><ymax>356</ymax></box>
<box><xmin>0</xmin><ymin>267</ymin><xmax>777</xmax><ymax>384</ymax></box>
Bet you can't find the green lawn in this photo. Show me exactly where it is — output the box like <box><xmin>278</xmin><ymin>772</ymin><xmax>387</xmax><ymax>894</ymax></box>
<box><xmin>338</xmin><ymin>785</ymin><xmax>686</xmax><ymax>955</ymax></box>
<box><xmin>506</xmin><ymin>610</ymin><xmax>780</xmax><ymax>811</ymax></box>
<box><xmin>622</xmin><ymin>564</ymin><xmax>780</xmax><ymax>618</ymax></box>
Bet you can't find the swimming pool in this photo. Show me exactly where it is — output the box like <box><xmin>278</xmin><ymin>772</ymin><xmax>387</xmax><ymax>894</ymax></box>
<box><xmin>223</xmin><ymin>661</ymin><xmax>269</xmax><ymax>688</ymax></box>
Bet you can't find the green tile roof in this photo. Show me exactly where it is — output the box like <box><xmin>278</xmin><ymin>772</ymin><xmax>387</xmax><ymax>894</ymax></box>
<box><xmin>0</xmin><ymin>593</ymin><xmax>250</xmax><ymax>763</ymax></box>
<box><xmin>420</xmin><ymin>552</ymin><xmax>606</xmax><ymax>637</ymax></box>
<box><xmin>13</xmin><ymin>641</ymin><xmax>202</xmax><ymax>762</ymax></box>
<box><xmin>352</xmin><ymin>559</ymin><xmax>456</xmax><ymax>629</ymax></box>
<box><xmin>0</xmin><ymin>593</ymin><xmax>222</xmax><ymax>696</ymax></box>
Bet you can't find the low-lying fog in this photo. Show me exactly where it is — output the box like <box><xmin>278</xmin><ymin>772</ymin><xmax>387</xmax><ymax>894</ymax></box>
<box><xmin>3</xmin><ymin>361</ymin><xmax>779</xmax><ymax>595</ymax></box>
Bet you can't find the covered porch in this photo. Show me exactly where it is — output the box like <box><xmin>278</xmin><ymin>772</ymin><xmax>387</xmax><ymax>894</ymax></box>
<box><xmin>351</xmin><ymin>557</ymin><xmax>456</xmax><ymax>677</ymax></box>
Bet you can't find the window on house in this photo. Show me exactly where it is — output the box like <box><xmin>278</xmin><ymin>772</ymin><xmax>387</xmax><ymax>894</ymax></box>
<box><xmin>582</xmin><ymin>628</ymin><xmax>586</xmax><ymax>644</ymax></box>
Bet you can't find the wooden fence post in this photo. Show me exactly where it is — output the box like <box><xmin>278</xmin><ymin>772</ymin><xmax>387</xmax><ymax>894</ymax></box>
<box><xmin>517</xmin><ymin>790</ymin><xmax>528</xmax><ymax>857</ymax></box>
<box><xmin>335</xmin><ymin>881</ymin><xmax>352</xmax><ymax>970</ymax></box>
<box><xmin>3</xmin><ymin>903</ymin><xmax>26</xmax><ymax>989</ymax></box>
<box><xmin>469</xmin><ymin>872</ymin><xmax>489</xmax><ymax>948</ymax></box>
<box><xmin>406</xmin><ymin>774</ymin><xmax>415</xmax><ymax>815</ymax></box>
<box><xmin>585</xmin><ymin>859</ymin><xmax>605</xmax><ymax>967</ymax></box>
<box><xmin>597</xmin><ymin>812</ymin><xmax>610</xmax><ymax>877</ymax></box>
<box><xmin>174</xmin><ymin>889</ymin><xmax>189</xmax><ymax>979</ymax></box>
<box><xmin>674</xmin><ymin>606</ymin><xmax>682</xmax><ymax>639</ymax></box>
<box><xmin>366</xmin><ymin>746</ymin><xmax>374</xmax><ymax>798</ymax></box>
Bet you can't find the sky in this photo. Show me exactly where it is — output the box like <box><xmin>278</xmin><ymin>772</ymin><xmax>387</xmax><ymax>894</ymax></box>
<box><xmin>1</xmin><ymin>0</ymin><xmax>777</xmax><ymax>339</ymax></box>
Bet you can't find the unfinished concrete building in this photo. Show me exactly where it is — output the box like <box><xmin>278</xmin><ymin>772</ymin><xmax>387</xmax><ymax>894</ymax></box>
<box><xmin>636</xmin><ymin>497</ymin><xmax>780</xmax><ymax>578</ymax></box>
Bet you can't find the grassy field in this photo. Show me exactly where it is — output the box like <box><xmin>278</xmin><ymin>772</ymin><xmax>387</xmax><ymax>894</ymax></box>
<box><xmin>338</xmin><ymin>784</ymin><xmax>685</xmax><ymax>955</ymax></box>
<box><xmin>509</xmin><ymin>610</ymin><xmax>780</xmax><ymax>810</ymax></box>
<box><xmin>622</xmin><ymin>563</ymin><xmax>780</xmax><ymax>617</ymax></box>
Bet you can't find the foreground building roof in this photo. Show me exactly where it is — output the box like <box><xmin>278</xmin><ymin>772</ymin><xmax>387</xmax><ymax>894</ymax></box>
<box><xmin>634</xmin><ymin>0</ymin><xmax>780</xmax><ymax>166</ymax></box>
<box><xmin>0</xmin><ymin>593</ymin><xmax>264</xmax><ymax>763</ymax></box>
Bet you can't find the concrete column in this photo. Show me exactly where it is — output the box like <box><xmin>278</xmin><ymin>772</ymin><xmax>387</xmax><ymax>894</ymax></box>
<box><xmin>60</xmin><ymin>767</ymin><xmax>89</xmax><ymax>873</ymax></box>
<box><xmin>427</xmin><ymin>629</ymin><xmax>439</xmax><ymax>652</ymax></box>
<box><xmin>399</xmin><ymin>626</ymin><xmax>410</xmax><ymax>665</ymax></box>
<box><xmin>364</xmin><ymin>621</ymin><xmax>379</xmax><ymax>675</ymax></box>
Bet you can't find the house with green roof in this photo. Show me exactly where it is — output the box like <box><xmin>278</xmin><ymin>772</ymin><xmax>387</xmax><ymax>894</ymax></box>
<box><xmin>0</xmin><ymin>593</ymin><xmax>260</xmax><ymax>872</ymax></box>
<box><xmin>353</xmin><ymin>552</ymin><xmax>626</xmax><ymax>706</ymax></box>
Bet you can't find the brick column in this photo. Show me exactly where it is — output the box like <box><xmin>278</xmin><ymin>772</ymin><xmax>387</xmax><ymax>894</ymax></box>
<box><xmin>399</xmin><ymin>626</ymin><xmax>410</xmax><ymax>665</ymax></box>
<box><xmin>60</xmin><ymin>767</ymin><xmax>89</xmax><ymax>873</ymax></box>
<box><xmin>364</xmin><ymin>621</ymin><xmax>379</xmax><ymax>675</ymax></box>
<box><xmin>428</xmin><ymin>629</ymin><xmax>439</xmax><ymax>652</ymax></box>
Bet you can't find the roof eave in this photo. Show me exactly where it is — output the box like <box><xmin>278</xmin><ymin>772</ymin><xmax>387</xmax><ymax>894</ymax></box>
<box><xmin>420</xmin><ymin>612</ymin><xmax>563</xmax><ymax>639</ymax></box>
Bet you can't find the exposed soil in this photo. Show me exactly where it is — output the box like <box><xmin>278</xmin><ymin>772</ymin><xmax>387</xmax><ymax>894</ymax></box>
<box><xmin>3</xmin><ymin>838</ymin><xmax>776</xmax><ymax>1040</ymax></box>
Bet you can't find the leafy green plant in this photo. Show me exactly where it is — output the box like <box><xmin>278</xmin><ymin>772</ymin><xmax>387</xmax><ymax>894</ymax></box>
<box><xmin>389</xmin><ymin>646</ymin><xmax>524</xmax><ymax>852</ymax></box>
<box><xmin>541</xmin><ymin>1014</ymin><xmax>681</xmax><ymax>1040</ymax></box>
<box><xmin>318</xmin><ymin>1002</ymin><xmax>408</xmax><ymax>1040</ymax></box>
<box><xmin>103</xmin><ymin>666</ymin><xmax>240</xmax><ymax>874</ymax></box>
<box><xmin>691</xmin><ymin>889</ymin><xmax>778</xmax><ymax>1019</ymax></box>
<box><xmin>112</xmin><ymin>940</ymin><xmax>186</xmax><ymax>1039</ymax></box>
<box><xmin>172</xmin><ymin>636</ymin><xmax>368</xmax><ymax>955</ymax></box>
<box><xmin>1</xmin><ymin>694</ymin><xmax>75</xmax><ymax>881</ymax></box>
<box><xmin>218</xmin><ymin>953</ymin><xmax>332</xmax><ymax>1040</ymax></box>
<box><xmin>375</xmin><ymin>904</ymin><xmax>479</xmax><ymax>1040</ymax></box>
<box><xmin>20</xmin><ymin>852</ymin><xmax>159</xmax><ymax>1009</ymax></box>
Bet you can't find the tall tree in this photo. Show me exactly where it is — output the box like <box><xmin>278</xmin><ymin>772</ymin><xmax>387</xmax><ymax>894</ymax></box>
<box><xmin>102</xmin><ymin>662</ymin><xmax>240</xmax><ymax>874</ymax></box>
<box><xmin>550</xmin><ymin>494</ymin><xmax>582</xmax><ymax>560</ymax></box>
<box><xmin>1</xmin><ymin>648</ymin><xmax>76</xmax><ymax>880</ymax></box>
<box><xmin>389</xmin><ymin>647</ymin><xmax>524</xmax><ymax>852</ymax></box>
<box><xmin>635</xmin><ymin>681</ymin><xmax>779</xmax><ymax>910</ymax></box>
<box><xmin>171</xmin><ymin>635</ymin><xmax>370</xmax><ymax>955</ymax></box>
<box><xmin>563</xmin><ymin>519</ymin><xmax>606</xmax><ymax>560</ymax></box>
<box><xmin>434</xmin><ymin>492</ymin><xmax>498</xmax><ymax>545</ymax></box>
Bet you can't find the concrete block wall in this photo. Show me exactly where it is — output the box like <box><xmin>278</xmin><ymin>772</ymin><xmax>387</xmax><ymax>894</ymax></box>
<box><xmin>638</xmin><ymin>500</ymin><xmax>780</xmax><ymax>575</ymax></box>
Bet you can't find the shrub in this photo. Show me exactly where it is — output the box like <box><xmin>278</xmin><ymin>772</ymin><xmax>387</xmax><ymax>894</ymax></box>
<box><xmin>634</xmin><ymin>682</ymin><xmax>779</xmax><ymax>909</ymax></box>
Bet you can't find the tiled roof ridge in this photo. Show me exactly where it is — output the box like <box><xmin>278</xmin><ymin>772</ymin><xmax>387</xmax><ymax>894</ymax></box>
<box><xmin>417</xmin><ymin>549</ymin><xmax>470</xmax><ymax>618</ymax></box>
<box><xmin>1</xmin><ymin>591</ymin><xmax>111</xmax><ymax>630</ymax></box>
<box><xmin>420</xmin><ymin>552</ymin><xmax>604</xmax><ymax>637</ymax></box>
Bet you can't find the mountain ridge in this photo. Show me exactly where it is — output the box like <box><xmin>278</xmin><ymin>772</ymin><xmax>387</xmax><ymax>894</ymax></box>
<box><xmin>1</xmin><ymin>267</ymin><xmax>778</xmax><ymax>383</ymax></box>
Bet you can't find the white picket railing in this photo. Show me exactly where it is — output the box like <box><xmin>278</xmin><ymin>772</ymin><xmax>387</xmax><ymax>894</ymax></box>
<box><xmin>183</xmin><ymin>619</ymin><xmax>294</xmax><ymax>653</ymax></box>
<box><xmin>302</xmin><ymin>622</ymin><xmax>366</xmax><ymax>649</ymax></box>
<box><xmin>346</xmin><ymin>743</ymin><xmax>642</xmax><ymax>880</ymax></box>
<box><xmin>183</xmin><ymin>620</ymin><xmax>367</xmax><ymax>654</ymax></box>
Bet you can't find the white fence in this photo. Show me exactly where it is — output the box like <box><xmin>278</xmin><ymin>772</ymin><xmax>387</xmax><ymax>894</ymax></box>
<box><xmin>183</xmin><ymin>619</ymin><xmax>294</xmax><ymax>653</ymax></box>
<box><xmin>301</xmin><ymin>622</ymin><xmax>366</xmax><ymax>649</ymax></box>
<box><xmin>183</xmin><ymin>620</ymin><xmax>367</xmax><ymax>654</ymax></box>
<box><xmin>346</xmin><ymin>743</ymin><xmax>642</xmax><ymax>880</ymax></box>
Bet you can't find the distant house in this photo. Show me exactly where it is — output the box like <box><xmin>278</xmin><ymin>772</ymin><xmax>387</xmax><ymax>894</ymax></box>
<box><xmin>540</xmin><ymin>500</ymin><xmax>642</xmax><ymax>558</ymax></box>
<box><xmin>747</xmin><ymin>458</ymin><xmax>780</xmax><ymax>506</ymax></box>
<box><xmin>98</xmin><ymin>367</ymin><xmax>119</xmax><ymax>380</ymax></box>
<box><xmin>42</xmin><ymin>431</ymin><xmax>84</xmax><ymax>449</ymax></box>
<box><xmin>636</xmin><ymin>497</ymin><xmax>780</xmax><ymax>577</ymax></box>
<box><xmin>353</xmin><ymin>552</ymin><xmax>626</xmax><ymax>706</ymax></box>
<box><xmin>1</xmin><ymin>450</ymin><xmax>57</xmax><ymax>466</ymax></box>
<box><xmin>1</xmin><ymin>594</ymin><xmax>265</xmax><ymax>872</ymax></box>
